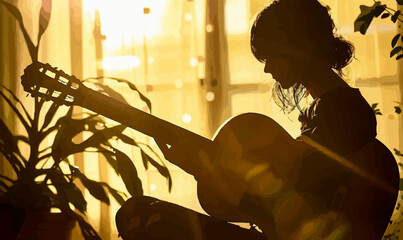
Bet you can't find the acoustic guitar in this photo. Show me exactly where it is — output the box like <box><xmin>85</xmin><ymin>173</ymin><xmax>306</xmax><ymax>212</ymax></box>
<box><xmin>21</xmin><ymin>62</ymin><xmax>399</xmax><ymax>239</ymax></box>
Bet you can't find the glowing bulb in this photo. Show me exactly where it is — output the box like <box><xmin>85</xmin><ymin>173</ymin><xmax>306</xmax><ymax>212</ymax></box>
<box><xmin>175</xmin><ymin>79</ymin><xmax>183</xmax><ymax>88</ymax></box>
<box><xmin>184</xmin><ymin>13</ymin><xmax>192</xmax><ymax>21</ymax></box>
<box><xmin>150</xmin><ymin>183</ymin><xmax>157</xmax><ymax>192</ymax></box>
<box><xmin>182</xmin><ymin>114</ymin><xmax>192</xmax><ymax>123</ymax></box>
<box><xmin>190</xmin><ymin>58</ymin><xmax>198</xmax><ymax>67</ymax></box>
<box><xmin>206</xmin><ymin>24</ymin><xmax>213</xmax><ymax>33</ymax></box>
<box><xmin>206</xmin><ymin>92</ymin><xmax>215</xmax><ymax>102</ymax></box>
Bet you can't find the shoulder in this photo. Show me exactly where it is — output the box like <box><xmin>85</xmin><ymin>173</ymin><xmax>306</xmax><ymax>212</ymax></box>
<box><xmin>317</xmin><ymin>87</ymin><xmax>376</xmax><ymax>124</ymax></box>
<box><xmin>299</xmin><ymin>87</ymin><xmax>377</xmax><ymax>154</ymax></box>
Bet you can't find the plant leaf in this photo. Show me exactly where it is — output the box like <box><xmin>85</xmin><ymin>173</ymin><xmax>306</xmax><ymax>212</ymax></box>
<box><xmin>114</xmin><ymin>148</ymin><xmax>143</xmax><ymax>196</ymax></box>
<box><xmin>143</xmin><ymin>151</ymin><xmax>172</xmax><ymax>191</ymax></box>
<box><xmin>394</xmin><ymin>148</ymin><xmax>403</xmax><ymax>157</ymax></box>
<box><xmin>41</xmin><ymin>102</ymin><xmax>59</xmax><ymax>131</ymax></box>
<box><xmin>390</xmin><ymin>46</ymin><xmax>403</xmax><ymax>58</ymax></box>
<box><xmin>99</xmin><ymin>148</ymin><xmax>120</xmax><ymax>175</ymax></box>
<box><xmin>60</xmin><ymin>207</ymin><xmax>101</xmax><ymax>240</ymax></box>
<box><xmin>396</xmin><ymin>54</ymin><xmax>403</xmax><ymax>60</ymax></box>
<box><xmin>79</xmin><ymin>176</ymin><xmax>110</xmax><ymax>205</ymax></box>
<box><xmin>101</xmin><ymin>183</ymin><xmax>126</xmax><ymax>206</ymax></box>
<box><xmin>15</xmin><ymin>135</ymin><xmax>30</xmax><ymax>145</ymax></box>
<box><xmin>85</xmin><ymin>76</ymin><xmax>152</xmax><ymax>112</ymax></box>
<box><xmin>52</xmin><ymin>114</ymin><xmax>103</xmax><ymax>160</ymax></box>
<box><xmin>64</xmin><ymin>184</ymin><xmax>87</xmax><ymax>214</ymax></box>
<box><xmin>141</xmin><ymin>150</ymin><xmax>149</xmax><ymax>170</ymax></box>
<box><xmin>381</xmin><ymin>12</ymin><xmax>390</xmax><ymax>18</ymax></box>
<box><xmin>0</xmin><ymin>1</ymin><xmax>37</xmax><ymax>61</ymax></box>
<box><xmin>354</xmin><ymin>2</ymin><xmax>381</xmax><ymax>35</ymax></box>
<box><xmin>48</xmin><ymin>170</ymin><xmax>71</xmax><ymax>209</ymax></box>
<box><xmin>392</xmin><ymin>34</ymin><xmax>401</xmax><ymax>48</ymax></box>
<box><xmin>0</xmin><ymin>119</ymin><xmax>20</xmax><ymax>155</ymax></box>
<box><xmin>0</xmin><ymin>84</ymin><xmax>32</xmax><ymax>122</ymax></box>
<box><xmin>102</xmin><ymin>125</ymin><xmax>126</xmax><ymax>140</ymax></box>
<box><xmin>392</xmin><ymin>10</ymin><xmax>401</xmax><ymax>23</ymax></box>
<box><xmin>374</xmin><ymin>5</ymin><xmax>386</xmax><ymax>17</ymax></box>
<box><xmin>93</xmin><ymin>83</ymin><xmax>127</xmax><ymax>104</ymax></box>
<box><xmin>371</xmin><ymin>103</ymin><xmax>382</xmax><ymax>115</ymax></box>
<box><xmin>115</xmin><ymin>132</ymin><xmax>138</xmax><ymax>147</ymax></box>
<box><xmin>37</xmin><ymin>0</ymin><xmax>52</xmax><ymax>45</ymax></box>
<box><xmin>0</xmin><ymin>86</ymin><xmax>31</xmax><ymax>131</ymax></box>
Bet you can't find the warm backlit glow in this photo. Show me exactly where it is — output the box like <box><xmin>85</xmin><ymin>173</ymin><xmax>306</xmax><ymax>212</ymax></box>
<box><xmin>182</xmin><ymin>114</ymin><xmax>192</xmax><ymax>123</ymax></box>
<box><xmin>225</xmin><ymin>0</ymin><xmax>249</xmax><ymax>34</ymax></box>
<box><xmin>150</xmin><ymin>183</ymin><xmax>157</xmax><ymax>192</ymax></box>
<box><xmin>84</xmin><ymin>0</ymin><xmax>168</xmax><ymax>47</ymax></box>
<box><xmin>102</xmin><ymin>56</ymin><xmax>141</xmax><ymax>70</ymax></box>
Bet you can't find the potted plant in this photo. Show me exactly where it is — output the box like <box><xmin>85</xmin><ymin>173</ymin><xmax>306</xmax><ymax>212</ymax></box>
<box><xmin>0</xmin><ymin>1</ymin><xmax>171</xmax><ymax>239</ymax></box>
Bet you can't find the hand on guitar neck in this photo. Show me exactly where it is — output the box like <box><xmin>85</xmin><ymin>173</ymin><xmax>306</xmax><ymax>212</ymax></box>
<box><xmin>154</xmin><ymin>136</ymin><xmax>249</xmax><ymax>210</ymax></box>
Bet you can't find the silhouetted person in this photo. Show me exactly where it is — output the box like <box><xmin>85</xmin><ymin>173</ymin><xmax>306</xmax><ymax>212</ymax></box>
<box><xmin>116</xmin><ymin>0</ymin><xmax>399</xmax><ymax>239</ymax></box>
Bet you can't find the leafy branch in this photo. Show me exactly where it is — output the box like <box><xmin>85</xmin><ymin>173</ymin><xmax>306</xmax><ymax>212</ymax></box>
<box><xmin>354</xmin><ymin>0</ymin><xmax>403</xmax><ymax>60</ymax></box>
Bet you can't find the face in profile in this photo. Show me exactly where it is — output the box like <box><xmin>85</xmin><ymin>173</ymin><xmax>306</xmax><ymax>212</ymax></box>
<box><xmin>264</xmin><ymin>56</ymin><xmax>299</xmax><ymax>89</ymax></box>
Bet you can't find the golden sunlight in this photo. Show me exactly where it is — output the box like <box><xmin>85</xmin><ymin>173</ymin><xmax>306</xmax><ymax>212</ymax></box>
<box><xmin>101</xmin><ymin>56</ymin><xmax>141</xmax><ymax>70</ymax></box>
<box><xmin>84</xmin><ymin>0</ymin><xmax>168</xmax><ymax>48</ymax></box>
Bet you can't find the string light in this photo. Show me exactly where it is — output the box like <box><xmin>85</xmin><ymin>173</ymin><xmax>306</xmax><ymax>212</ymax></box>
<box><xmin>206</xmin><ymin>24</ymin><xmax>213</xmax><ymax>33</ymax></box>
<box><xmin>175</xmin><ymin>79</ymin><xmax>183</xmax><ymax>88</ymax></box>
<box><xmin>182</xmin><ymin>114</ymin><xmax>192</xmax><ymax>123</ymax></box>
<box><xmin>148</xmin><ymin>56</ymin><xmax>154</xmax><ymax>64</ymax></box>
<box><xmin>184</xmin><ymin>13</ymin><xmax>192</xmax><ymax>21</ymax></box>
<box><xmin>150</xmin><ymin>183</ymin><xmax>157</xmax><ymax>192</ymax></box>
<box><xmin>206</xmin><ymin>92</ymin><xmax>215</xmax><ymax>102</ymax></box>
<box><xmin>189</xmin><ymin>58</ymin><xmax>198</xmax><ymax>67</ymax></box>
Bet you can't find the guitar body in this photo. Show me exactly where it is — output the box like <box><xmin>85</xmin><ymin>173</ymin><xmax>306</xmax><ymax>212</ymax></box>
<box><xmin>197</xmin><ymin>113</ymin><xmax>304</xmax><ymax>221</ymax></box>
<box><xmin>195</xmin><ymin>113</ymin><xmax>399</xmax><ymax>239</ymax></box>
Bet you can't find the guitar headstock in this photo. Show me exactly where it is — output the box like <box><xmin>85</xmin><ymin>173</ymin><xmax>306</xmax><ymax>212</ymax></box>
<box><xmin>21</xmin><ymin>62</ymin><xmax>84</xmax><ymax>106</ymax></box>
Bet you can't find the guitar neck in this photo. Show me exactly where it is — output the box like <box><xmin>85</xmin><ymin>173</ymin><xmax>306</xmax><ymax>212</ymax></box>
<box><xmin>77</xmin><ymin>86</ymin><xmax>212</xmax><ymax>147</ymax></box>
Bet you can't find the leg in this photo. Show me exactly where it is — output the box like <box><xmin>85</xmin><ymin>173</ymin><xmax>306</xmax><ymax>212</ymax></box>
<box><xmin>116</xmin><ymin>196</ymin><xmax>266</xmax><ymax>240</ymax></box>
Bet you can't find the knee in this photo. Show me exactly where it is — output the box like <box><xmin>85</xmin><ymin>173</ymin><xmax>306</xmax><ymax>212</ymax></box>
<box><xmin>116</xmin><ymin>196</ymin><xmax>161</xmax><ymax>239</ymax></box>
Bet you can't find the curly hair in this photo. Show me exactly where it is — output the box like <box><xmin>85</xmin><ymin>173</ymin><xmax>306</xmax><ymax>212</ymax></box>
<box><xmin>250</xmin><ymin>0</ymin><xmax>354</xmax><ymax>112</ymax></box>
